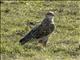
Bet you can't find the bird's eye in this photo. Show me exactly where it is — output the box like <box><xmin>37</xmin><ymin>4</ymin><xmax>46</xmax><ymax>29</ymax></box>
<box><xmin>52</xmin><ymin>14</ymin><xmax>54</xmax><ymax>16</ymax></box>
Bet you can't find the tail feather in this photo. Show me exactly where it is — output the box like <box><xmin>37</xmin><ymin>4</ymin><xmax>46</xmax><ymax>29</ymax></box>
<box><xmin>19</xmin><ymin>34</ymin><xmax>32</xmax><ymax>45</ymax></box>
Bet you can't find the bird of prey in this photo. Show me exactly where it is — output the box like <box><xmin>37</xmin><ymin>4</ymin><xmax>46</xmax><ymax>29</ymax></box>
<box><xmin>19</xmin><ymin>11</ymin><xmax>55</xmax><ymax>46</ymax></box>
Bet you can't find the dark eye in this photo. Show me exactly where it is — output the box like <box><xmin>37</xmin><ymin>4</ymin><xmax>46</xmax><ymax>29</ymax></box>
<box><xmin>52</xmin><ymin>14</ymin><xmax>54</xmax><ymax>16</ymax></box>
<box><xmin>47</xmin><ymin>13</ymin><xmax>54</xmax><ymax>16</ymax></box>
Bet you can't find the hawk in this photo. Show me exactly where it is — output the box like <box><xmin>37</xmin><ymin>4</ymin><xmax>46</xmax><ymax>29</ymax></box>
<box><xmin>19</xmin><ymin>11</ymin><xmax>55</xmax><ymax>46</ymax></box>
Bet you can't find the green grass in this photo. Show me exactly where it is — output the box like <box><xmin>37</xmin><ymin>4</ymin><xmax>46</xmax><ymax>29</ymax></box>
<box><xmin>1</xmin><ymin>1</ymin><xmax>80</xmax><ymax>60</ymax></box>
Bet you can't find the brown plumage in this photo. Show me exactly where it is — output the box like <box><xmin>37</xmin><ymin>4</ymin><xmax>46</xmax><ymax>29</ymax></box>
<box><xmin>19</xmin><ymin>11</ymin><xmax>55</xmax><ymax>46</ymax></box>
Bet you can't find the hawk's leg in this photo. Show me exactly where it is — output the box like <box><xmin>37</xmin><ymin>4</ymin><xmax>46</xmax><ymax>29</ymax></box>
<box><xmin>38</xmin><ymin>36</ymin><xmax>48</xmax><ymax>46</ymax></box>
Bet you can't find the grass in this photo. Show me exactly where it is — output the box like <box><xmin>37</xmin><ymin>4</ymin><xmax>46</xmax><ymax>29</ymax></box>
<box><xmin>1</xmin><ymin>1</ymin><xmax>80</xmax><ymax>60</ymax></box>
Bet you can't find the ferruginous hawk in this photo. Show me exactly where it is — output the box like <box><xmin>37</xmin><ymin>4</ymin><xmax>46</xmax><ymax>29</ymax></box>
<box><xmin>19</xmin><ymin>11</ymin><xmax>55</xmax><ymax>46</ymax></box>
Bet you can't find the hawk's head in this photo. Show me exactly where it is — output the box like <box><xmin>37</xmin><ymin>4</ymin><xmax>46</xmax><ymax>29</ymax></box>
<box><xmin>46</xmin><ymin>11</ymin><xmax>54</xmax><ymax>19</ymax></box>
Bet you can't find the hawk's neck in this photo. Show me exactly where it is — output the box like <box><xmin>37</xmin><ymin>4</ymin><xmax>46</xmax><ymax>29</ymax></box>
<box><xmin>51</xmin><ymin>18</ymin><xmax>54</xmax><ymax>24</ymax></box>
<box><xmin>41</xmin><ymin>17</ymin><xmax>54</xmax><ymax>25</ymax></box>
<box><xmin>47</xmin><ymin>17</ymin><xmax>54</xmax><ymax>24</ymax></box>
